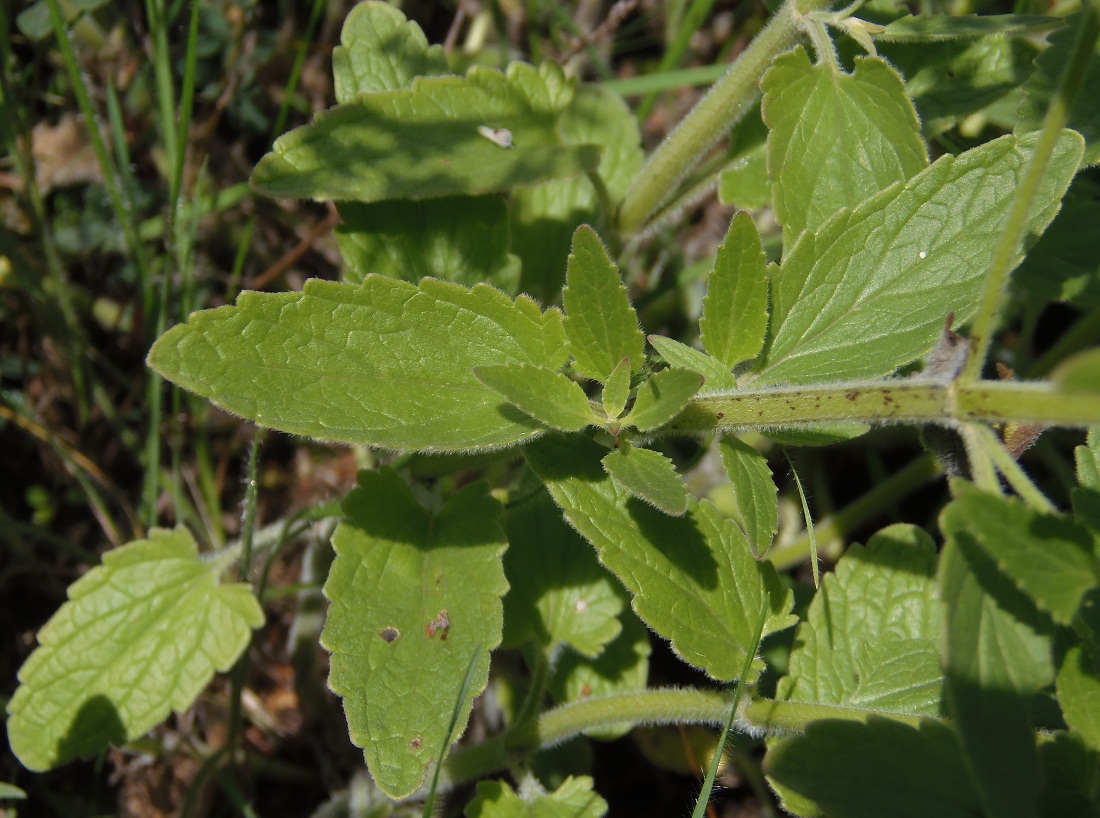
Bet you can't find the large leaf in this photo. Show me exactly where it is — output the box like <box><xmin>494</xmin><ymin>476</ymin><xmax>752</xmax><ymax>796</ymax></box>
<box><xmin>331</xmin><ymin>0</ymin><xmax>448</xmax><ymax>101</ymax></box>
<box><xmin>147</xmin><ymin>277</ymin><xmax>568</xmax><ymax>451</ymax></box>
<box><xmin>251</xmin><ymin>61</ymin><xmax>601</xmax><ymax>202</ymax></box>
<box><xmin>562</xmin><ymin>226</ymin><xmax>645</xmax><ymax>382</ymax></box>
<box><xmin>7</xmin><ymin>528</ymin><xmax>263</xmax><ymax>771</ymax></box>
<box><xmin>1014</xmin><ymin>177</ymin><xmax>1100</xmax><ymax>306</ymax></box>
<box><xmin>761</xmin><ymin>47</ymin><xmax>927</xmax><ymax>248</ymax></box>
<box><xmin>776</xmin><ymin>524</ymin><xmax>944</xmax><ymax>719</ymax></box>
<box><xmin>699</xmin><ymin>211</ymin><xmax>769</xmax><ymax>370</ymax></box>
<box><xmin>751</xmin><ymin>130</ymin><xmax>1083</xmax><ymax>386</ymax></box>
<box><xmin>321</xmin><ymin>471</ymin><xmax>508</xmax><ymax>798</ymax></box>
<box><xmin>501</xmin><ymin>492</ymin><xmax>625</xmax><ymax>658</ymax></box>
<box><xmin>525</xmin><ymin>433</ymin><xmax>795</xmax><ymax>681</ymax></box>
<box><xmin>336</xmin><ymin>197</ymin><xmax>521</xmax><ymax>292</ymax></box>
<box><xmin>465</xmin><ymin>777</ymin><xmax>607</xmax><ymax>818</ymax></box>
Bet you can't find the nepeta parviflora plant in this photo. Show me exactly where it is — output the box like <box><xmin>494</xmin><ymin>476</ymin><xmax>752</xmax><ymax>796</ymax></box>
<box><xmin>8</xmin><ymin>1</ymin><xmax>1100</xmax><ymax>815</ymax></box>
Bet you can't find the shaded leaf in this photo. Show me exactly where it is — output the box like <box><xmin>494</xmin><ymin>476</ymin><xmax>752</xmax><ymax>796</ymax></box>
<box><xmin>646</xmin><ymin>336</ymin><xmax>737</xmax><ymax>393</ymax></box>
<box><xmin>148</xmin><ymin>277</ymin><xmax>568</xmax><ymax>451</ymax></box>
<box><xmin>322</xmin><ymin>472</ymin><xmax>508</xmax><ymax>798</ymax></box>
<box><xmin>1057</xmin><ymin>643</ymin><xmax>1100</xmax><ymax>753</ymax></box>
<box><xmin>877</xmin><ymin>14</ymin><xmax>1061</xmax><ymax>42</ymax></box>
<box><xmin>717</xmin><ymin>435</ymin><xmax>777</xmax><ymax>557</ymax></box>
<box><xmin>7</xmin><ymin>528</ymin><xmax>263</xmax><ymax>771</ymax></box>
<box><xmin>465</xmin><ymin>777</ymin><xmax>607</xmax><ymax>818</ymax></box>
<box><xmin>601</xmin><ymin>444</ymin><xmax>690</xmax><ymax>516</ymax></box>
<box><xmin>475</xmin><ymin>364</ymin><xmax>598</xmax><ymax>432</ymax></box>
<box><xmin>622</xmin><ymin>368</ymin><xmax>703</xmax><ymax>432</ymax></box>
<box><xmin>718</xmin><ymin>109</ymin><xmax>770</xmax><ymax>211</ymax></box>
<box><xmin>700</xmin><ymin>212</ymin><xmax>769</xmax><ymax>369</ymax></box>
<box><xmin>1014</xmin><ymin>177</ymin><xmax>1100</xmax><ymax>306</ymax></box>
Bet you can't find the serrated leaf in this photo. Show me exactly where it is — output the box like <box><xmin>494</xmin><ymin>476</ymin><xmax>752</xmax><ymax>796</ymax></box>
<box><xmin>877</xmin><ymin>14</ymin><xmax>1061</xmax><ymax>42</ymax></box>
<box><xmin>512</xmin><ymin>83</ymin><xmax>644</xmax><ymax>302</ymax></box>
<box><xmin>475</xmin><ymin>364</ymin><xmax>597</xmax><ymax>432</ymax></box>
<box><xmin>501</xmin><ymin>492</ymin><xmax>624</xmax><ymax>658</ymax></box>
<box><xmin>752</xmin><ymin>130</ymin><xmax>1083</xmax><ymax>386</ymax></box>
<box><xmin>332</xmin><ymin>1</ymin><xmax>448</xmax><ymax>101</ymax></box>
<box><xmin>939</xmin><ymin>521</ymin><xmax>1052</xmax><ymax>818</ymax></box>
<box><xmin>717</xmin><ymin>435</ymin><xmax>777</xmax><ymax>557</ymax></box>
<box><xmin>1057</xmin><ymin>643</ymin><xmax>1100</xmax><ymax>753</ymax></box>
<box><xmin>601</xmin><ymin>445</ymin><xmax>690</xmax><ymax>516</ymax></box>
<box><xmin>252</xmin><ymin>62</ymin><xmax>601</xmax><ymax>202</ymax></box>
<box><xmin>147</xmin><ymin>277</ymin><xmax>568</xmax><ymax>451</ymax></box>
<box><xmin>602</xmin><ymin>358</ymin><xmax>631</xmax><ymax>419</ymax></box>
<box><xmin>880</xmin><ymin>36</ymin><xmax>1039</xmax><ymax>136</ymax></box>
<box><xmin>622</xmin><ymin>368</ymin><xmax>703</xmax><ymax>432</ymax></box>
<box><xmin>321</xmin><ymin>472</ymin><xmax>508</xmax><ymax>798</ymax></box>
<box><xmin>550</xmin><ymin>609</ymin><xmax>650</xmax><ymax>740</ymax></box>
<box><xmin>778</xmin><ymin>524</ymin><xmax>944</xmax><ymax>719</ymax></box>
<box><xmin>1037</xmin><ymin>731</ymin><xmax>1100</xmax><ymax>816</ymax></box>
<box><xmin>7</xmin><ymin>528</ymin><xmax>263</xmax><ymax>771</ymax></box>
<box><xmin>1019</xmin><ymin>13</ymin><xmax>1100</xmax><ymax>166</ymax></box>
<box><xmin>562</xmin><ymin>227</ymin><xmax>644</xmax><ymax>382</ymax></box>
<box><xmin>525</xmin><ymin>434</ymin><xmax>796</xmax><ymax>681</ymax></box>
<box><xmin>1014</xmin><ymin>177</ymin><xmax>1100</xmax><ymax>306</ymax></box>
<box><xmin>465</xmin><ymin>776</ymin><xmax>607</xmax><ymax>818</ymax></box>
<box><xmin>336</xmin><ymin>197</ymin><xmax>520</xmax><ymax>292</ymax></box>
<box><xmin>762</xmin><ymin>48</ymin><xmax>928</xmax><ymax>248</ymax></box>
<box><xmin>765</xmin><ymin>718</ymin><xmax>983</xmax><ymax>818</ymax></box>
<box><xmin>941</xmin><ymin>482</ymin><xmax>1098</xmax><ymax>626</ymax></box>
<box><xmin>700</xmin><ymin>212</ymin><xmax>769</xmax><ymax>369</ymax></box>
<box><xmin>646</xmin><ymin>336</ymin><xmax>737</xmax><ymax>393</ymax></box>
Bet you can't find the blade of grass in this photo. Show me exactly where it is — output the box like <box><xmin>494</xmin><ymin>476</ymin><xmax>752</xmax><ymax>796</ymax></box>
<box><xmin>781</xmin><ymin>446</ymin><xmax>820</xmax><ymax>588</ymax></box>
<box><xmin>424</xmin><ymin>645</ymin><xmax>484</xmax><ymax>818</ymax></box>
<box><xmin>636</xmin><ymin>0</ymin><xmax>718</xmax><ymax>122</ymax></box>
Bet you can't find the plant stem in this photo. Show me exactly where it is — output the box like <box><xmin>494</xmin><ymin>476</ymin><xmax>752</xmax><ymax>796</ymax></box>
<box><xmin>743</xmin><ymin>697</ymin><xmax>946</xmax><ymax>734</ymax></box>
<box><xmin>616</xmin><ymin>0</ymin><xmax>831</xmax><ymax>233</ymax></box>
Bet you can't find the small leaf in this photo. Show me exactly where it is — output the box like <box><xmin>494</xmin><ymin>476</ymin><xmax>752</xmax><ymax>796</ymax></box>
<box><xmin>602</xmin><ymin>444</ymin><xmax>690</xmax><ymax>516</ymax></box>
<box><xmin>718</xmin><ymin>109</ymin><xmax>770</xmax><ymax>211</ymax></box>
<box><xmin>1015</xmin><ymin>177</ymin><xmax>1100</xmax><ymax>306</ymax></box>
<box><xmin>877</xmin><ymin>14</ymin><xmax>1061</xmax><ymax>42</ymax></box>
<box><xmin>501</xmin><ymin>492</ymin><xmax>624</xmax><ymax>658</ymax></box>
<box><xmin>321</xmin><ymin>472</ymin><xmax>508</xmax><ymax>798</ymax></box>
<box><xmin>147</xmin><ymin>277</ymin><xmax>568</xmax><ymax>452</ymax></box>
<box><xmin>525</xmin><ymin>434</ymin><xmax>796</xmax><ymax>681</ymax></box>
<box><xmin>475</xmin><ymin>364</ymin><xmax>598</xmax><ymax>432</ymax></box>
<box><xmin>1057</xmin><ymin>643</ymin><xmax>1100</xmax><ymax>753</ymax></box>
<box><xmin>0</xmin><ymin>783</ymin><xmax>26</xmax><ymax>800</ymax></box>
<box><xmin>700</xmin><ymin>212</ymin><xmax>769</xmax><ymax>370</ymax></box>
<box><xmin>752</xmin><ymin>130</ymin><xmax>1083</xmax><ymax>386</ymax></box>
<box><xmin>7</xmin><ymin>528</ymin><xmax>263</xmax><ymax>771</ymax></box>
<box><xmin>717</xmin><ymin>435</ymin><xmax>777</xmax><ymax>557</ymax></box>
<box><xmin>332</xmin><ymin>1</ymin><xmax>448</xmax><ymax>101</ymax></box>
<box><xmin>562</xmin><ymin>226</ymin><xmax>645</xmax><ymax>382</ymax></box>
<box><xmin>761</xmin><ymin>48</ymin><xmax>928</xmax><ymax>248</ymax></box>
<box><xmin>1076</xmin><ymin>427</ymin><xmax>1100</xmax><ymax>490</ymax></box>
<box><xmin>252</xmin><ymin>62</ymin><xmax>601</xmax><ymax>202</ymax></box>
<box><xmin>646</xmin><ymin>336</ymin><xmax>737</xmax><ymax>392</ymax></box>
<box><xmin>941</xmin><ymin>482</ymin><xmax>1098</xmax><ymax>626</ymax></box>
<box><xmin>336</xmin><ymin>197</ymin><xmax>520</xmax><ymax>292</ymax></box>
<box><xmin>1019</xmin><ymin>13</ymin><xmax>1100</xmax><ymax>166</ymax></box>
<box><xmin>602</xmin><ymin>358</ymin><xmax>631</xmax><ymax>419</ymax></box>
<box><xmin>465</xmin><ymin>776</ymin><xmax>607</xmax><ymax>818</ymax></box>
<box><xmin>622</xmin><ymin>368</ymin><xmax>703</xmax><ymax>432</ymax></box>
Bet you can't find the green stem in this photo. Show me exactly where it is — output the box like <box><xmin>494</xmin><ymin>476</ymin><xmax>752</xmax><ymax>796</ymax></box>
<box><xmin>960</xmin><ymin>1</ymin><xmax>1100</xmax><ymax>382</ymax></box>
<box><xmin>743</xmin><ymin>697</ymin><xmax>947</xmax><ymax>734</ymax></box>
<box><xmin>959</xmin><ymin>423</ymin><xmax>1001</xmax><ymax>494</ymax></box>
<box><xmin>971</xmin><ymin>424</ymin><xmax>1057</xmax><ymax>512</ymax></box>
<box><xmin>616</xmin><ymin>0</ymin><xmax>831</xmax><ymax>233</ymax></box>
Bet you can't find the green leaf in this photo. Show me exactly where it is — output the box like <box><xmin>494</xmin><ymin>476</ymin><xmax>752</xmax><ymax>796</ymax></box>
<box><xmin>332</xmin><ymin>0</ymin><xmax>448</xmax><ymax>101</ymax></box>
<box><xmin>549</xmin><ymin>609</ymin><xmax>651</xmax><ymax>740</ymax></box>
<box><xmin>16</xmin><ymin>0</ymin><xmax>110</xmax><ymax>42</ymax></box>
<box><xmin>525</xmin><ymin>434</ymin><xmax>796</xmax><ymax>681</ymax></box>
<box><xmin>601</xmin><ymin>444</ymin><xmax>690</xmax><ymax>516</ymax></box>
<box><xmin>1057</xmin><ymin>643</ymin><xmax>1100</xmax><ymax>753</ymax></box>
<box><xmin>251</xmin><ymin>62</ymin><xmax>601</xmax><ymax>203</ymax></box>
<box><xmin>622</xmin><ymin>368</ymin><xmax>703</xmax><ymax>432</ymax></box>
<box><xmin>1054</xmin><ymin>349</ymin><xmax>1100</xmax><ymax>395</ymax></box>
<box><xmin>777</xmin><ymin>524</ymin><xmax>944</xmax><ymax>719</ymax></box>
<box><xmin>465</xmin><ymin>777</ymin><xmax>607</xmax><ymax>818</ymax></box>
<box><xmin>938</xmin><ymin>521</ymin><xmax>1053</xmax><ymax>818</ymax></box>
<box><xmin>562</xmin><ymin>226</ymin><xmax>645</xmax><ymax>382</ymax></box>
<box><xmin>646</xmin><ymin>336</ymin><xmax>737</xmax><ymax>393</ymax></box>
<box><xmin>700</xmin><ymin>212</ymin><xmax>769</xmax><ymax>370</ymax></box>
<box><xmin>147</xmin><ymin>277</ymin><xmax>568</xmax><ymax>451</ymax></box>
<box><xmin>1077</xmin><ymin>427</ymin><xmax>1100</xmax><ymax>490</ymax></box>
<box><xmin>1037</xmin><ymin>731</ymin><xmax>1100</xmax><ymax>817</ymax></box>
<box><xmin>762</xmin><ymin>48</ymin><xmax>928</xmax><ymax>248</ymax></box>
<box><xmin>1014</xmin><ymin>177</ymin><xmax>1100</xmax><ymax>306</ymax></box>
<box><xmin>877</xmin><ymin>14</ymin><xmax>1061</xmax><ymax>42</ymax></box>
<box><xmin>880</xmin><ymin>36</ymin><xmax>1040</xmax><ymax>136</ymax></box>
<box><xmin>1019</xmin><ymin>13</ymin><xmax>1100</xmax><ymax>166</ymax></box>
<box><xmin>752</xmin><ymin>130</ymin><xmax>1083</xmax><ymax>386</ymax></box>
<box><xmin>941</xmin><ymin>482</ymin><xmax>1098</xmax><ymax>626</ymax></box>
<box><xmin>718</xmin><ymin>109</ymin><xmax>771</xmax><ymax>211</ymax></box>
<box><xmin>321</xmin><ymin>471</ymin><xmax>508</xmax><ymax>798</ymax></box>
<box><xmin>717</xmin><ymin>435</ymin><xmax>777</xmax><ymax>557</ymax></box>
<box><xmin>765</xmin><ymin>718</ymin><xmax>983</xmax><ymax>818</ymax></box>
<box><xmin>475</xmin><ymin>364</ymin><xmax>598</xmax><ymax>433</ymax></box>
<box><xmin>511</xmin><ymin>83</ymin><xmax>644</xmax><ymax>302</ymax></box>
<box><xmin>0</xmin><ymin>783</ymin><xmax>26</xmax><ymax>800</ymax></box>
<box><xmin>501</xmin><ymin>492</ymin><xmax>625</xmax><ymax>658</ymax></box>
<box><xmin>7</xmin><ymin>528</ymin><xmax>263</xmax><ymax>772</ymax></box>
<box><xmin>335</xmin><ymin>197</ymin><xmax>521</xmax><ymax>292</ymax></box>
<box><xmin>602</xmin><ymin>357</ymin><xmax>631</xmax><ymax>419</ymax></box>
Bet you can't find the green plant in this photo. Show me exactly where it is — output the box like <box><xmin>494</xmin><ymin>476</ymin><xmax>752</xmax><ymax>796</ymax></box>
<box><xmin>8</xmin><ymin>0</ymin><xmax>1100</xmax><ymax>815</ymax></box>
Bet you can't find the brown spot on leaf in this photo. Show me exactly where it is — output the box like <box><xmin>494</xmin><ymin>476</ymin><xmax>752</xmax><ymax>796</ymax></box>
<box><xmin>410</xmin><ymin>737</ymin><xmax>422</xmax><ymax>750</ymax></box>
<box><xmin>379</xmin><ymin>627</ymin><xmax>400</xmax><ymax>643</ymax></box>
<box><xmin>425</xmin><ymin>609</ymin><xmax>450</xmax><ymax>641</ymax></box>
